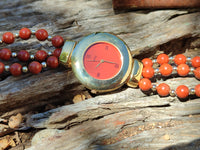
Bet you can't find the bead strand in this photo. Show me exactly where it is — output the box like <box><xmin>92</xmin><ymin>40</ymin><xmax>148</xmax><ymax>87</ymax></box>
<box><xmin>0</xmin><ymin>28</ymin><xmax>63</xmax><ymax>76</ymax></box>
<box><xmin>0</xmin><ymin>55</ymin><xmax>59</xmax><ymax>76</ymax></box>
<box><xmin>142</xmin><ymin>53</ymin><xmax>200</xmax><ymax>68</ymax></box>
<box><xmin>1</xmin><ymin>28</ymin><xmax>64</xmax><ymax>48</ymax></box>
<box><xmin>142</xmin><ymin>63</ymin><xmax>200</xmax><ymax>80</ymax></box>
<box><xmin>140</xmin><ymin>53</ymin><xmax>200</xmax><ymax>99</ymax></box>
<box><xmin>139</xmin><ymin>78</ymin><xmax>200</xmax><ymax>99</ymax></box>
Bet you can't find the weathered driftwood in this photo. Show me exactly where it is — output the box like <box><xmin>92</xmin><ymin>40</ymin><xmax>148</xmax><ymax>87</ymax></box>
<box><xmin>0</xmin><ymin>0</ymin><xmax>200</xmax><ymax>149</ymax></box>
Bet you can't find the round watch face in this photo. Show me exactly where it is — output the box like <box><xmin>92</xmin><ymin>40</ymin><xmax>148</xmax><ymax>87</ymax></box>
<box><xmin>83</xmin><ymin>42</ymin><xmax>122</xmax><ymax>80</ymax></box>
<box><xmin>71</xmin><ymin>33</ymin><xmax>132</xmax><ymax>92</ymax></box>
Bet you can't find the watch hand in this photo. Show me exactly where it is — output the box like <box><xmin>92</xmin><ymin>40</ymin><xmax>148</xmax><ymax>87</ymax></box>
<box><xmin>104</xmin><ymin>60</ymin><xmax>117</xmax><ymax>64</ymax></box>
<box><xmin>95</xmin><ymin>59</ymin><xmax>104</xmax><ymax>68</ymax></box>
<box><xmin>87</xmin><ymin>60</ymin><xmax>100</xmax><ymax>62</ymax></box>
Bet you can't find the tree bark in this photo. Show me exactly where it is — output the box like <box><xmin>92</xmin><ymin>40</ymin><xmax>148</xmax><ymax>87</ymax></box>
<box><xmin>0</xmin><ymin>0</ymin><xmax>200</xmax><ymax>149</ymax></box>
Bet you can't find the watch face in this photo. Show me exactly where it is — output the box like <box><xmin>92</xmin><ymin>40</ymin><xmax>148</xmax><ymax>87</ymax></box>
<box><xmin>71</xmin><ymin>32</ymin><xmax>132</xmax><ymax>92</ymax></box>
<box><xmin>83</xmin><ymin>42</ymin><xmax>122</xmax><ymax>80</ymax></box>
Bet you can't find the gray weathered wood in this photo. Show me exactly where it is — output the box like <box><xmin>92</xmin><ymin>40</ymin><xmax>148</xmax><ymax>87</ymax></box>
<box><xmin>0</xmin><ymin>0</ymin><xmax>200</xmax><ymax>149</ymax></box>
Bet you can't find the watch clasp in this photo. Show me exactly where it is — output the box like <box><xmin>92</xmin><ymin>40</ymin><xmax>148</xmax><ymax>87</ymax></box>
<box><xmin>127</xmin><ymin>59</ymin><xmax>143</xmax><ymax>88</ymax></box>
<box><xmin>59</xmin><ymin>40</ymin><xmax>76</xmax><ymax>68</ymax></box>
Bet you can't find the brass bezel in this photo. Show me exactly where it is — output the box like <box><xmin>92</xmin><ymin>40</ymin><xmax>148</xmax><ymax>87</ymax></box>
<box><xmin>71</xmin><ymin>32</ymin><xmax>132</xmax><ymax>92</ymax></box>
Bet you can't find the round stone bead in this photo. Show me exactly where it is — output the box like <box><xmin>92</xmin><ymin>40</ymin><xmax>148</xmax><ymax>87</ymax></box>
<box><xmin>194</xmin><ymin>67</ymin><xmax>200</xmax><ymax>80</ymax></box>
<box><xmin>156</xmin><ymin>83</ymin><xmax>170</xmax><ymax>96</ymax></box>
<box><xmin>176</xmin><ymin>85</ymin><xmax>189</xmax><ymax>99</ymax></box>
<box><xmin>28</xmin><ymin>61</ymin><xmax>42</xmax><ymax>74</ymax></box>
<box><xmin>159</xmin><ymin>63</ymin><xmax>173</xmax><ymax>76</ymax></box>
<box><xmin>177</xmin><ymin>64</ymin><xmax>190</xmax><ymax>76</ymax></box>
<box><xmin>51</xmin><ymin>35</ymin><xmax>64</xmax><ymax>48</ymax></box>
<box><xmin>195</xmin><ymin>84</ymin><xmax>200</xmax><ymax>97</ymax></box>
<box><xmin>2</xmin><ymin>32</ymin><xmax>15</xmax><ymax>44</ymax></box>
<box><xmin>142</xmin><ymin>67</ymin><xmax>154</xmax><ymax>79</ymax></box>
<box><xmin>0</xmin><ymin>62</ymin><xmax>4</xmax><ymax>74</ymax></box>
<box><xmin>156</xmin><ymin>54</ymin><xmax>169</xmax><ymax>65</ymax></box>
<box><xmin>10</xmin><ymin>63</ymin><xmax>22</xmax><ymax>76</ymax></box>
<box><xmin>174</xmin><ymin>54</ymin><xmax>186</xmax><ymax>65</ymax></box>
<box><xmin>142</xmin><ymin>58</ymin><xmax>153</xmax><ymax>67</ymax></box>
<box><xmin>19</xmin><ymin>28</ymin><xmax>31</xmax><ymax>40</ymax></box>
<box><xmin>0</xmin><ymin>48</ymin><xmax>12</xmax><ymax>60</ymax></box>
<box><xmin>53</xmin><ymin>48</ymin><xmax>62</xmax><ymax>58</ymax></box>
<box><xmin>17</xmin><ymin>50</ymin><xmax>30</xmax><ymax>61</ymax></box>
<box><xmin>191</xmin><ymin>56</ymin><xmax>200</xmax><ymax>68</ymax></box>
<box><xmin>35</xmin><ymin>50</ymin><xmax>47</xmax><ymax>62</ymax></box>
<box><xmin>35</xmin><ymin>29</ymin><xmax>48</xmax><ymax>41</ymax></box>
<box><xmin>139</xmin><ymin>78</ymin><xmax>152</xmax><ymax>91</ymax></box>
<box><xmin>47</xmin><ymin>56</ymin><xmax>59</xmax><ymax>68</ymax></box>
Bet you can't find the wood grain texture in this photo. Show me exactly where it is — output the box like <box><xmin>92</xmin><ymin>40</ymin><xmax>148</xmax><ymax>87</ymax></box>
<box><xmin>0</xmin><ymin>0</ymin><xmax>200</xmax><ymax>149</ymax></box>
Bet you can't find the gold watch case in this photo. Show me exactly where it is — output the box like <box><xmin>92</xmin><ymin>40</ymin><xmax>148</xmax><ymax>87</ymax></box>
<box><xmin>60</xmin><ymin>32</ymin><xmax>143</xmax><ymax>93</ymax></box>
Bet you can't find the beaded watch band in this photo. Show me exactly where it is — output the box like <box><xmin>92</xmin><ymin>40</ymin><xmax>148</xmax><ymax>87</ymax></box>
<box><xmin>139</xmin><ymin>53</ymin><xmax>200</xmax><ymax>99</ymax></box>
<box><xmin>0</xmin><ymin>28</ymin><xmax>64</xmax><ymax>76</ymax></box>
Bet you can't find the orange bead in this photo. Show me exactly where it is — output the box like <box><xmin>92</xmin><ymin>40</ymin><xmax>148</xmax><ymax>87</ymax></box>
<box><xmin>142</xmin><ymin>58</ymin><xmax>153</xmax><ymax>67</ymax></box>
<box><xmin>139</xmin><ymin>78</ymin><xmax>152</xmax><ymax>91</ymax></box>
<box><xmin>156</xmin><ymin>83</ymin><xmax>170</xmax><ymax>96</ymax></box>
<box><xmin>194</xmin><ymin>67</ymin><xmax>200</xmax><ymax>80</ymax></box>
<box><xmin>142</xmin><ymin>67</ymin><xmax>154</xmax><ymax>79</ymax></box>
<box><xmin>177</xmin><ymin>64</ymin><xmax>189</xmax><ymax>76</ymax></box>
<box><xmin>176</xmin><ymin>85</ymin><xmax>189</xmax><ymax>99</ymax></box>
<box><xmin>159</xmin><ymin>63</ymin><xmax>173</xmax><ymax>76</ymax></box>
<box><xmin>156</xmin><ymin>54</ymin><xmax>169</xmax><ymax>65</ymax></box>
<box><xmin>195</xmin><ymin>84</ymin><xmax>200</xmax><ymax>97</ymax></box>
<box><xmin>191</xmin><ymin>56</ymin><xmax>200</xmax><ymax>68</ymax></box>
<box><xmin>174</xmin><ymin>54</ymin><xmax>186</xmax><ymax>65</ymax></box>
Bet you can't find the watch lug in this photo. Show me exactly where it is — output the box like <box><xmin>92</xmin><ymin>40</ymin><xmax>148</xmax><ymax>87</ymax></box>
<box><xmin>59</xmin><ymin>40</ymin><xmax>76</xmax><ymax>68</ymax></box>
<box><xmin>127</xmin><ymin>59</ymin><xmax>143</xmax><ymax>88</ymax></box>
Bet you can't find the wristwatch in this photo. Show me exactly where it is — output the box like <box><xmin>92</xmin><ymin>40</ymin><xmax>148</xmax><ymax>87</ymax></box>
<box><xmin>59</xmin><ymin>32</ymin><xmax>143</xmax><ymax>93</ymax></box>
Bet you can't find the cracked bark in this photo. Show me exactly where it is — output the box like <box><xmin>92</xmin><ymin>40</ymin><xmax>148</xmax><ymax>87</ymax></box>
<box><xmin>0</xmin><ymin>0</ymin><xmax>200</xmax><ymax>149</ymax></box>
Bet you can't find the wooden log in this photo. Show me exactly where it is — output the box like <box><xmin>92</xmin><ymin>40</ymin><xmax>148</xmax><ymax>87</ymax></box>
<box><xmin>113</xmin><ymin>0</ymin><xmax>200</xmax><ymax>10</ymax></box>
<box><xmin>0</xmin><ymin>0</ymin><xmax>200</xmax><ymax>115</ymax></box>
<box><xmin>0</xmin><ymin>0</ymin><xmax>200</xmax><ymax>149</ymax></box>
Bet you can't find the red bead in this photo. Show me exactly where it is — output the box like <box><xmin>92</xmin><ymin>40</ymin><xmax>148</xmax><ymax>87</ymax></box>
<box><xmin>156</xmin><ymin>54</ymin><xmax>169</xmax><ymax>65</ymax></box>
<box><xmin>10</xmin><ymin>63</ymin><xmax>22</xmax><ymax>76</ymax></box>
<box><xmin>142</xmin><ymin>58</ymin><xmax>153</xmax><ymax>67</ymax></box>
<box><xmin>177</xmin><ymin>64</ymin><xmax>189</xmax><ymax>76</ymax></box>
<box><xmin>191</xmin><ymin>56</ymin><xmax>200</xmax><ymax>68</ymax></box>
<box><xmin>0</xmin><ymin>48</ymin><xmax>11</xmax><ymax>60</ymax></box>
<box><xmin>28</xmin><ymin>61</ymin><xmax>42</xmax><ymax>74</ymax></box>
<box><xmin>47</xmin><ymin>56</ymin><xmax>59</xmax><ymax>68</ymax></box>
<box><xmin>35</xmin><ymin>29</ymin><xmax>48</xmax><ymax>41</ymax></box>
<box><xmin>174</xmin><ymin>54</ymin><xmax>186</xmax><ymax>65</ymax></box>
<box><xmin>53</xmin><ymin>48</ymin><xmax>62</xmax><ymax>58</ymax></box>
<box><xmin>2</xmin><ymin>32</ymin><xmax>15</xmax><ymax>44</ymax></box>
<box><xmin>159</xmin><ymin>63</ymin><xmax>173</xmax><ymax>76</ymax></box>
<box><xmin>52</xmin><ymin>36</ymin><xmax>64</xmax><ymax>48</ymax></box>
<box><xmin>17</xmin><ymin>50</ymin><xmax>30</xmax><ymax>61</ymax></box>
<box><xmin>35</xmin><ymin>50</ymin><xmax>47</xmax><ymax>62</ymax></box>
<box><xmin>156</xmin><ymin>83</ymin><xmax>170</xmax><ymax>96</ymax></box>
<box><xmin>0</xmin><ymin>62</ymin><xmax>4</xmax><ymax>74</ymax></box>
<box><xmin>139</xmin><ymin>78</ymin><xmax>152</xmax><ymax>91</ymax></box>
<box><xmin>176</xmin><ymin>85</ymin><xmax>189</xmax><ymax>99</ymax></box>
<box><xmin>19</xmin><ymin>28</ymin><xmax>31</xmax><ymax>40</ymax></box>
<box><xmin>194</xmin><ymin>67</ymin><xmax>200</xmax><ymax>80</ymax></box>
<box><xmin>142</xmin><ymin>67</ymin><xmax>154</xmax><ymax>79</ymax></box>
<box><xmin>195</xmin><ymin>84</ymin><xmax>200</xmax><ymax>97</ymax></box>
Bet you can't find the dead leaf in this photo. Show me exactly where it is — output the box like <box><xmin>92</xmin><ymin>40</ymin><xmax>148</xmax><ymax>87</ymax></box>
<box><xmin>73</xmin><ymin>94</ymin><xmax>86</xmax><ymax>103</ymax></box>
<box><xmin>8</xmin><ymin>113</ymin><xmax>23</xmax><ymax>129</ymax></box>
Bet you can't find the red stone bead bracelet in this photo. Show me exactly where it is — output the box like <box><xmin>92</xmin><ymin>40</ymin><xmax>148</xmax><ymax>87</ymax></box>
<box><xmin>141</xmin><ymin>53</ymin><xmax>200</xmax><ymax>99</ymax></box>
<box><xmin>0</xmin><ymin>28</ymin><xmax>64</xmax><ymax>76</ymax></box>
